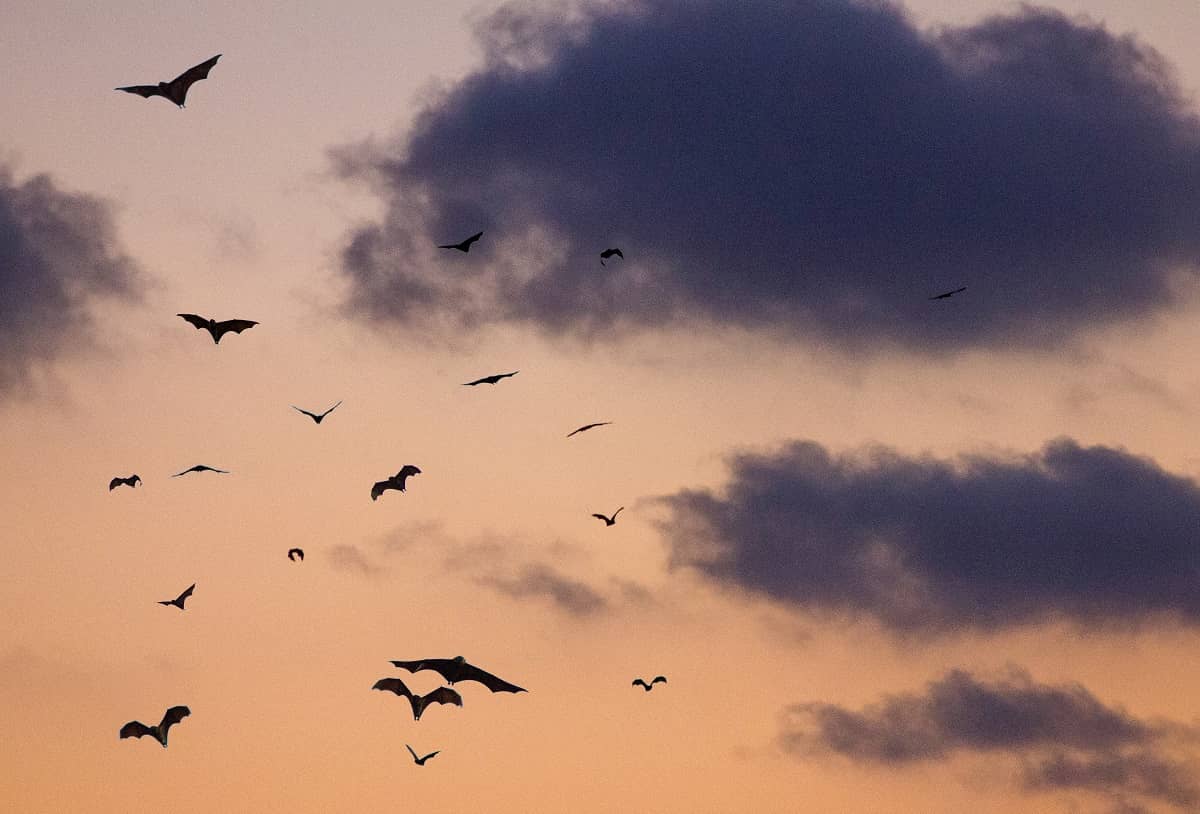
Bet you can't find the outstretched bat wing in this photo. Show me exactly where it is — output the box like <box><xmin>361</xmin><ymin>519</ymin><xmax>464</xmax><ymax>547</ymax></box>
<box><xmin>171</xmin><ymin>55</ymin><xmax>221</xmax><ymax>88</ymax></box>
<box><xmin>159</xmin><ymin>705</ymin><xmax>191</xmax><ymax>734</ymax></box>
<box><xmin>406</xmin><ymin>744</ymin><xmax>419</xmax><ymax>761</ymax></box>
<box><xmin>211</xmin><ymin>319</ymin><xmax>258</xmax><ymax>340</ymax></box>
<box><xmin>119</xmin><ymin>721</ymin><xmax>154</xmax><ymax>739</ymax></box>
<box><xmin>177</xmin><ymin>313</ymin><xmax>210</xmax><ymax>330</ymax></box>
<box><xmin>115</xmin><ymin>85</ymin><xmax>163</xmax><ymax>98</ymax></box>
<box><xmin>651</xmin><ymin>676</ymin><xmax>667</xmax><ymax>685</ymax></box>
<box><xmin>370</xmin><ymin>480</ymin><xmax>390</xmax><ymax>501</ymax></box>
<box><xmin>455</xmin><ymin>663</ymin><xmax>527</xmax><ymax>693</ymax></box>
<box><xmin>372</xmin><ymin>678</ymin><xmax>415</xmax><ymax>699</ymax></box>
<box><xmin>177</xmin><ymin>584</ymin><xmax>195</xmax><ymax>604</ymax></box>
<box><xmin>422</xmin><ymin>687</ymin><xmax>464</xmax><ymax>707</ymax></box>
<box><xmin>632</xmin><ymin>679</ymin><xmax>649</xmax><ymax>690</ymax></box>
<box><xmin>109</xmin><ymin>478</ymin><xmax>123</xmax><ymax>491</ymax></box>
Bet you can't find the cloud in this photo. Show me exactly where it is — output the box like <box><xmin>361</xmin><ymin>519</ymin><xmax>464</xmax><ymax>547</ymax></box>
<box><xmin>783</xmin><ymin>668</ymin><xmax>1198</xmax><ymax>811</ymax></box>
<box><xmin>332</xmin><ymin>0</ymin><xmax>1200</xmax><ymax>351</ymax></box>
<box><xmin>658</xmin><ymin>437</ymin><xmax>1200</xmax><ymax>634</ymax></box>
<box><xmin>327</xmin><ymin>544</ymin><xmax>384</xmax><ymax>577</ymax></box>
<box><xmin>0</xmin><ymin>165</ymin><xmax>142</xmax><ymax>393</ymax></box>
<box><xmin>477</xmin><ymin>562</ymin><xmax>608</xmax><ymax>616</ymax></box>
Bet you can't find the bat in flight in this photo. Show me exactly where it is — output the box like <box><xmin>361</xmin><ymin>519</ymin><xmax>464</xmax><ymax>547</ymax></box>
<box><xmin>463</xmin><ymin>371</ymin><xmax>518</xmax><ymax>386</ymax></box>
<box><xmin>632</xmin><ymin>676</ymin><xmax>667</xmax><ymax>692</ymax></box>
<box><xmin>437</xmin><ymin>231</ymin><xmax>483</xmax><ymax>253</ymax></box>
<box><xmin>388</xmin><ymin>656</ymin><xmax>527</xmax><ymax>694</ymax></box>
<box><xmin>158</xmin><ymin>583</ymin><xmax>195</xmax><ymax>610</ymax></box>
<box><xmin>600</xmin><ymin>248</ymin><xmax>623</xmax><ymax>266</ymax></box>
<box><xmin>406</xmin><ymin>744</ymin><xmax>441</xmax><ymax>766</ymax></box>
<box><xmin>116</xmin><ymin>55</ymin><xmax>221</xmax><ymax>108</ymax></box>
<box><xmin>287</xmin><ymin>548</ymin><xmax>304</xmax><ymax>562</ymax></box>
<box><xmin>592</xmin><ymin>507</ymin><xmax>624</xmax><ymax>527</ymax></box>
<box><xmin>172</xmin><ymin>465</ymin><xmax>229</xmax><ymax>477</ymax></box>
<box><xmin>929</xmin><ymin>286</ymin><xmax>967</xmax><ymax>300</ymax></box>
<box><xmin>109</xmin><ymin>474</ymin><xmax>142</xmax><ymax>491</ymax></box>
<box><xmin>177</xmin><ymin>313</ymin><xmax>259</xmax><ymax>344</ymax></box>
<box><xmin>567</xmin><ymin>422</ymin><xmax>612</xmax><ymax>438</ymax></box>
<box><xmin>119</xmin><ymin>705</ymin><xmax>191</xmax><ymax>748</ymax></box>
<box><xmin>371</xmin><ymin>465</ymin><xmax>421</xmax><ymax>501</ymax></box>
<box><xmin>372</xmin><ymin>678</ymin><xmax>463</xmax><ymax>721</ymax></box>
<box><xmin>291</xmin><ymin>401</ymin><xmax>342</xmax><ymax>424</ymax></box>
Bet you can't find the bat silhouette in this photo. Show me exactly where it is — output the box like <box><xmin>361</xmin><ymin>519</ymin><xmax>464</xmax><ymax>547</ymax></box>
<box><xmin>388</xmin><ymin>656</ymin><xmax>527</xmax><ymax>694</ymax></box>
<box><xmin>287</xmin><ymin>548</ymin><xmax>304</xmax><ymax>562</ymax></box>
<box><xmin>567</xmin><ymin>422</ymin><xmax>612</xmax><ymax>438</ymax></box>
<box><xmin>116</xmin><ymin>55</ymin><xmax>220</xmax><ymax>108</ymax></box>
<box><xmin>119</xmin><ymin>705</ymin><xmax>191</xmax><ymax>747</ymax></box>
<box><xmin>172</xmin><ymin>465</ymin><xmax>229</xmax><ymax>477</ymax></box>
<box><xmin>158</xmin><ymin>583</ymin><xmax>195</xmax><ymax>610</ymax></box>
<box><xmin>372</xmin><ymin>678</ymin><xmax>463</xmax><ymax>720</ymax></box>
<box><xmin>632</xmin><ymin>676</ymin><xmax>667</xmax><ymax>691</ymax></box>
<box><xmin>177</xmin><ymin>313</ymin><xmax>259</xmax><ymax>344</ymax></box>
<box><xmin>406</xmin><ymin>744</ymin><xmax>441</xmax><ymax>765</ymax></box>
<box><xmin>291</xmin><ymin>401</ymin><xmax>341</xmax><ymax>423</ymax></box>
<box><xmin>437</xmin><ymin>231</ymin><xmax>483</xmax><ymax>252</ymax></box>
<box><xmin>600</xmin><ymin>248</ymin><xmax>623</xmax><ymax>266</ymax></box>
<box><xmin>592</xmin><ymin>507</ymin><xmax>624</xmax><ymax>526</ymax></box>
<box><xmin>371</xmin><ymin>465</ymin><xmax>421</xmax><ymax>501</ymax></box>
<box><xmin>109</xmin><ymin>474</ymin><xmax>142</xmax><ymax>491</ymax></box>
<box><xmin>463</xmin><ymin>371</ymin><xmax>518</xmax><ymax>386</ymax></box>
<box><xmin>929</xmin><ymin>286</ymin><xmax>967</xmax><ymax>300</ymax></box>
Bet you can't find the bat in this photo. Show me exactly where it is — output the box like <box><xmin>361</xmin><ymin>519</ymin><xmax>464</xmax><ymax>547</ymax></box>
<box><xmin>119</xmin><ymin>705</ymin><xmax>191</xmax><ymax>747</ymax></box>
<box><xmin>372</xmin><ymin>678</ymin><xmax>463</xmax><ymax>720</ymax></box>
<box><xmin>929</xmin><ymin>286</ymin><xmax>967</xmax><ymax>300</ymax></box>
<box><xmin>172</xmin><ymin>465</ymin><xmax>229</xmax><ymax>477</ymax></box>
<box><xmin>371</xmin><ymin>465</ymin><xmax>421</xmax><ymax>501</ymax></box>
<box><xmin>567</xmin><ymin>422</ymin><xmax>612</xmax><ymax>438</ymax></box>
<box><xmin>406</xmin><ymin>744</ymin><xmax>441</xmax><ymax>765</ymax></box>
<box><xmin>600</xmin><ymin>248</ymin><xmax>623</xmax><ymax>266</ymax></box>
<box><xmin>287</xmin><ymin>548</ymin><xmax>304</xmax><ymax>562</ymax></box>
<box><xmin>632</xmin><ymin>676</ymin><xmax>667</xmax><ymax>691</ymax></box>
<box><xmin>388</xmin><ymin>656</ymin><xmax>527</xmax><ymax>694</ymax></box>
<box><xmin>291</xmin><ymin>401</ymin><xmax>341</xmax><ymax>424</ymax></box>
<box><xmin>591</xmin><ymin>507</ymin><xmax>624</xmax><ymax>527</ymax></box>
<box><xmin>177</xmin><ymin>313</ymin><xmax>259</xmax><ymax>344</ymax></box>
<box><xmin>116</xmin><ymin>55</ymin><xmax>221</xmax><ymax>108</ymax></box>
<box><xmin>109</xmin><ymin>474</ymin><xmax>142</xmax><ymax>491</ymax></box>
<box><xmin>463</xmin><ymin>371</ymin><xmax>519</xmax><ymax>386</ymax></box>
<box><xmin>437</xmin><ymin>231</ymin><xmax>483</xmax><ymax>252</ymax></box>
<box><xmin>158</xmin><ymin>583</ymin><xmax>195</xmax><ymax>610</ymax></box>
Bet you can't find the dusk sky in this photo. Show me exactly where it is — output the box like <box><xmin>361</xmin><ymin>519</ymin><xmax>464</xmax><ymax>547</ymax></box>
<box><xmin>5</xmin><ymin>1</ymin><xmax>1200</xmax><ymax>812</ymax></box>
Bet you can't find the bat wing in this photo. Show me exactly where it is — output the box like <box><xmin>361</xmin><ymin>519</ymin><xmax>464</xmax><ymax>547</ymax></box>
<box><xmin>370</xmin><ymin>480</ymin><xmax>390</xmax><ymax>501</ymax></box>
<box><xmin>177</xmin><ymin>584</ymin><xmax>195</xmax><ymax>604</ymax></box>
<box><xmin>109</xmin><ymin>478</ymin><xmax>122</xmax><ymax>491</ymax></box>
<box><xmin>421</xmin><ymin>751</ymin><xmax>440</xmax><ymax>761</ymax></box>
<box><xmin>592</xmin><ymin>514</ymin><xmax>608</xmax><ymax>522</ymax></box>
<box><xmin>211</xmin><ymin>319</ymin><xmax>258</xmax><ymax>340</ymax></box>
<box><xmin>652</xmin><ymin>676</ymin><xmax>667</xmax><ymax>685</ymax></box>
<box><xmin>463</xmin><ymin>378</ymin><xmax>483</xmax><ymax>386</ymax></box>
<box><xmin>372</xmin><ymin>678</ymin><xmax>415</xmax><ymax>699</ymax></box>
<box><xmin>456</xmin><ymin>663</ymin><xmax>526</xmax><ymax>693</ymax></box>
<box><xmin>172</xmin><ymin>55</ymin><xmax>221</xmax><ymax>87</ymax></box>
<box><xmin>463</xmin><ymin>232</ymin><xmax>483</xmax><ymax>249</ymax></box>
<box><xmin>319</xmin><ymin>401</ymin><xmax>342</xmax><ymax>419</ymax></box>
<box><xmin>613</xmin><ymin>507</ymin><xmax>624</xmax><ymax>519</ymax></box>
<box><xmin>159</xmin><ymin>706</ymin><xmax>191</xmax><ymax>734</ymax></box>
<box><xmin>177</xmin><ymin>313</ymin><xmax>210</xmax><ymax>330</ymax></box>
<box><xmin>120</xmin><ymin>720</ymin><xmax>154</xmax><ymax>739</ymax></box>
<box><xmin>389</xmin><ymin>659</ymin><xmax>446</xmax><ymax>677</ymax></box>
<box><xmin>632</xmin><ymin>679</ymin><xmax>649</xmax><ymax>689</ymax></box>
<box><xmin>116</xmin><ymin>85</ymin><xmax>163</xmax><ymax>99</ymax></box>
<box><xmin>422</xmin><ymin>687</ymin><xmax>464</xmax><ymax>707</ymax></box>
<box><xmin>406</xmin><ymin>744</ymin><xmax>418</xmax><ymax>761</ymax></box>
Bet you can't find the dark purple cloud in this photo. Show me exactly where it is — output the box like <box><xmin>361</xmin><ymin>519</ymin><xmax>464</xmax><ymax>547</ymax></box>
<box><xmin>659</xmin><ymin>438</ymin><xmax>1200</xmax><ymax>633</ymax></box>
<box><xmin>333</xmin><ymin>0</ymin><xmax>1200</xmax><ymax>351</ymax></box>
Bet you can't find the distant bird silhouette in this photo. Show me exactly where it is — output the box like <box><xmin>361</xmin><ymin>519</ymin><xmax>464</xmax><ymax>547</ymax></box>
<box><xmin>172</xmin><ymin>465</ymin><xmax>229</xmax><ymax>477</ymax></box>
<box><xmin>406</xmin><ymin>744</ymin><xmax>441</xmax><ymax>765</ymax></box>
<box><xmin>371</xmin><ymin>465</ymin><xmax>421</xmax><ymax>501</ymax></box>
<box><xmin>591</xmin><ymin>507</ymin><xmax>624</xmax><ymax>526</ymax></box>
<box><xmin>600</xmin><ymin>248</ymin><xmax>623</xmax><ymax>266</ymax></box>
<box><xmin>291</xmin><ymin>401</ymin><xmax>341</xmax><ymax>424</ymax></box>
<box><xmin>109</xmin><ymin>475</ymin><xmax>142</xmax><ymax>491</ymax></box>
<box><xmin>158</xmin><ymin>583</ymin><xmax>195</xmax><ymax>610</ymax></box>
<box><xmin>372</xmin><ymin>678</ymin><xmax>463</xmax><ymax>720</ymax></box>
<box><xmin>287</xmin><ymin>548</ymin><xmax>304</xmax><ymax>562</ymax></box>
<box><xmin>632</xmin><ymin>676</ymin><xmax>667</xmax><ymax>691</ymax></box>
<box><xmin>116</xmin><ymin>55</ymin><xmax>220</xmax><ymax>108</ymax></box>
<box><xmin>929</xmin><ymin>286</ymin><xmax>967</xmax><ymax>300</ymax></box>
<box><xmin>567</xmin><ymin>422</ymin><xmax>612</xmax><ymax>438</ymax></box>
<box><xmin>177</xmin><ymin>313</ymin><xmax>258</xmax><ymax>344</ymax></box>
<box><xmin>463</xmin><ymin>371</ymin><xmax>518</xmax><ymax>386</ymax></box>
<box><xmin>389</xmin><ymin>656</ymin><xmax>527</xmax><ymax>693</ymax></box>
<box><xmin>437</xmin><ymin>232</ymin><xmax>483</xmax><ymax>253</ymax></box>
<box><xmin>119</xmin><ymin>706</ymin><xmax>191</xmax><ymax>747</ymax></box>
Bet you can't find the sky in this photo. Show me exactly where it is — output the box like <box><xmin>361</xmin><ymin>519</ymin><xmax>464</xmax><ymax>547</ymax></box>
<box><xmin>4</xmin><ymin>1</ymin><xmax>1200</xmax><ymax>812</ymax></box>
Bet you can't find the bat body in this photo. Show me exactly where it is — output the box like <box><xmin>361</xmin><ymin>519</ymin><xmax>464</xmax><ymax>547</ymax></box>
<box><xmin>287</xmin><ymin>548</ymin><xmax>304</xmax><ymax>562</ymax></box>
<box><xmin>158</xmin><ymin>583</ymin><xmax>195</xmax><ymax>610</ymax></box>
<box><xmin>172</xmin><ymin>465</ymin><xmax>229</xmax><ymax>477</ymax></box>
<box><xmin>109</xmin><ymin>474</ymin><xmax>142</xmax><ymax>491</ymax></box>
<box><xmin>120</xmin><ymin>705</ymin><xmax>191</xmax><ymax>747</ymax></box>
<box><xmin>371</xmin><ymin>465</ymin><xmax>421</xmax><ymax>501</ymax></box>
<box><xmin>116</xmin><ymin>55</ymin><xmax>220</xmax><ymax>108</ymax></box>
<box><xmin>291</xmin><ymin>401</ymin><xmax>341</xmax><ymax>424</ymax></box>
<box><xmin>600</xmin><ymin>248</ymin><xmax>623</xmax><ymax>266</ymax></box>
<box><xmin>177</xmin><ymin>313</ymin><xmax>259</xmax><ymax>344</ymax></box>
<box><xmin>592</xmin><ymin>507</ymin><xmax>624</xmax><ymax>527</ymax></box>
<box><xmin>437</xmin><ymin>231</ymin><xmax>483</xmax><ymax>253</ymax></box>
<box><xmin>632</xmin><ymin>676</ymin><xmax>667</xmax><ymax>691</ymax></box>
<box><xmin>463</xmin><ymin>371</ymin><xmax>519</xmax><ymax>386</ymax></box>
<box><xmin>567</xmin><ymin>422</ymin><xmax>612</xmax><ymax>438</ymax></box>
<box><xmin>388</xmin><ymin>656</ymin><xmax>527</xmax><ymax>694</ymax></box>
<box><xmin>372</xmin><ymin>678</ymin><xmax>463</xmax><ymax>720</ymax></box>
<box><xmin>929</xmin><ymin>286</ymin><xmax>967</xmax><ymax>300</ymax></box>
<box><xmin>406</xmin><ymin>744</ymin><xmax>440</xmax><ymax>765</ymax></box>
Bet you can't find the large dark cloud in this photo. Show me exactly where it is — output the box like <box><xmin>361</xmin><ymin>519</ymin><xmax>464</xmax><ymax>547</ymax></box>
<box><xmin>0</xmin><ymin>166</ymin><xmax>141</xmax><ymax>393</ymax></box>
<box><xmin>659</xmin><ymin>438</ymin><xmax>1200</xmax><ymax>633</ymax></box>
<box><xmin>784</xmin><ymin>669</ymin><xmax>1198</xmax><ymax>811</ymax></box>
<box><xmin>333</xmin><ymin>0</ymin><xmax>1200</xmax><ymax>350</ymax></box>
